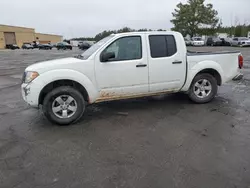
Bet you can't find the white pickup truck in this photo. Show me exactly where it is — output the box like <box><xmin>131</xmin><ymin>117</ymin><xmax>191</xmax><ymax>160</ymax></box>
<box><xmin>21</xmin><ymin>31</ymin><xmax>243</xmax><ymax>125</ymax></box>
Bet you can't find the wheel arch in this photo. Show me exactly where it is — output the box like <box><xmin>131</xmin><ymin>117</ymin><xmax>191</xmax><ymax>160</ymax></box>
<box><xmin>194</xmin><ymin>68</ymin><xmax>222</xmax><ymax>86</ymax></box>
<box><xmin>39</xmin><ymin>79</ymin><xmax>89</xmax><ymax>105</ymax></box>
<box><xmin>32</xmin><ymin>69</ymin><xmax>98</xmax><ymax>105</ymax></box>
<box><xmin>181</xmin><ymin>61</ymin><xmax>223</xmax><ymax>91</ymax></box>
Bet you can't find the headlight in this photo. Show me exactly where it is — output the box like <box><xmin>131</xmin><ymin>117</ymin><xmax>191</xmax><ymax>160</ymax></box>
<box><xmin>22</xmin><ymin>71</ymin><xmax>39</xmax><ymax>83</ymax></box>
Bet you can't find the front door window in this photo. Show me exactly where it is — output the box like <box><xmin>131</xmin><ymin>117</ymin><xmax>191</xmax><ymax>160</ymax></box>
<box><xmin>102</xmin><ymin>36</ymin><xmax>142</xmax><ymax>61</ymax></box>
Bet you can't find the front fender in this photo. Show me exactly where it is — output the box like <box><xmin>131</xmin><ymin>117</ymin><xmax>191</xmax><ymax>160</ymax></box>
<box><xmin>181</xmin><ymin>60</ymin><xmax>223</xmax><ymax>91</ymax></box>
<box><xmin>27</xmin><ymin>69</ymin><xmax>98</xmax><ymax>105</ymax></box>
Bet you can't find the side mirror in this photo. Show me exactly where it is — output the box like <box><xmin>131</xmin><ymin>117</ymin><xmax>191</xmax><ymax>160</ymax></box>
<box><xmin>101</xmin><ymin>52</ymin><xmax>115</xmax><ymax>62</ymax></box>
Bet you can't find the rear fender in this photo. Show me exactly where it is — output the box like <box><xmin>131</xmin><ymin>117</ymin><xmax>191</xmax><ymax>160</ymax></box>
<box><xmin>181</xmin><ymin>60</ymin><xmax>223</xmax><ymax>91</ymax></box>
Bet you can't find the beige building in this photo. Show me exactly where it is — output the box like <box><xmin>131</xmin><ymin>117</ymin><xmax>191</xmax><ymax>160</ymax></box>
<box><xmin>0</xmin><ymin>24</ymin><xmax>62</xmax><ymax>49</ymax></box>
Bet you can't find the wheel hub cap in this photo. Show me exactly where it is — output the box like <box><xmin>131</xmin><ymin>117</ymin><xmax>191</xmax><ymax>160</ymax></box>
<box><xmin>52</xmin><ymin>95</ymin><xmax>77</xmax><ymax>119</ymax></box>
<box><xmin>62</xmin><ymin>103</ymin><xmax>68</xmax><ymax>110</ymax></box>
<box><xmin>193</xmin><ymin>79</ymin><xmax>212</xmax><ymax>99</ymax></box>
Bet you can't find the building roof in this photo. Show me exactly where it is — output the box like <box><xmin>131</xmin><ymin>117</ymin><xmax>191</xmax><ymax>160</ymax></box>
<box><xmin>0</xmin><ymin>24</ymin><xmax>62</xmax><ymax>37</ymax></box>
<box><xmin>35</xmin><ymin>32</ymin><xmax>62</xmax><ymax>37</ymax></box>
<box><xmin>0</xmin><ymin>24</ymin><xmax>34</xmax><ymax>30</ymax></box>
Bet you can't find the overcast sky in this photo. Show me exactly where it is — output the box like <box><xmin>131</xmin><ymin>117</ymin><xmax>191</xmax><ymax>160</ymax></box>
<box><xmin>1</xmin><ymin>0</ymin><xmax>250</xmax><ymax>38</ymax></box>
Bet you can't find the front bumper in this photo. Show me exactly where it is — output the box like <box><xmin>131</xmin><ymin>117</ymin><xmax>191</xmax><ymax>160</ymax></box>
<box><xmin>233</xmin><ymin>73</ymin><xmax>243</xmax><ymax>81</ymax></box>
<box><xmin>21</xmin><ymin>83</ymin><xmax>39</xmax><ymax>107</ymax></box>
<box><xmin>241</xmin><ymin>44</ymin><xmax>250</xmax><ymax>47</ymax></box>
<box><xmin>192</xmin><ymin>43</ymin><xmax>204</xmax><ymax>46</ymax></box>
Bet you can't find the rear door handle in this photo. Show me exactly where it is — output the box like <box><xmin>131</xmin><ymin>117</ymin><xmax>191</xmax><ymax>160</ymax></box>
<box><xmin>172</xmin><ymin>61</ymin><xmax>182</xmax><ymax>64</ymax></box>
<box><xmin>136</xmin><ymin>64</ymin><xmax>147</xmax><ymax>68</ymax></box>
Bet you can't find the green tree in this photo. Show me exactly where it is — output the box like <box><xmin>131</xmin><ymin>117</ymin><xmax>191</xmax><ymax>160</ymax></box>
<box><xmin>138</xmin><ymin>28</ymin><xmax>148</xmax><ymax>32</ymax></box>
<box><xmin>117</xmin><ymin>27</ymin><xmax>134</xmax><ymax>33</ymax></box>
<box><xmin>94</xmin><ymin>30</ymin><xmax>114</xmax><ymax>41</ymax></box>
<box><xmin>171</xmin><ymin>0</ymin><xmax>219</xmax><ymax>37</ymax></box>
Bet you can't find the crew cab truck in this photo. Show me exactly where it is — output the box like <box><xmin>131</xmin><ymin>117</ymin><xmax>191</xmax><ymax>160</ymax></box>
<box><xmin>21</xmin><ymin>31</ymin><xmax>243</xmax><ymax>125</ymax></box>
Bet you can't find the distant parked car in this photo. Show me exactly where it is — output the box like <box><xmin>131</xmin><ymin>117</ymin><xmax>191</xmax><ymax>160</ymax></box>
<box><xmin>206</xmin><ymin>37</ymin><xmax>231</xmax><ymax>46</ymax></box>
<box><xmin>39</xmin><ymin>44</ymin><xmax>53</xmax><ymax>50</ymax></box>
<box><xmin>206</xmin><ymin>37</ymin><xmax>221</xmax><ymax>46</ymax></box>
<box><xmin>57</xmin><ymin>42</ymin><xmax>72</xmax><ymax>50</ymax></box>
<box><xmin>212</xmin><ymin>38</ymin><xmax>223</xmax><ymax>46</ymax></box>
<box><xmin>6</xmin><ymin>44</ymin><xmax>20</xmax><ymax>50</ymax></box>
<box><xmin>22</xmin><ymin>43</ymin><xmax>34</xmax><ymax>49</ymax></box>
<box><xmin>191</xmin><ymin>37</ymin><xmax>205</xmax><ymax>46</ymax></box>
<box><xmin>206</xmin><ymin>37</ymin><xmax>214</xmax><ymax>46</ymax></box>
<box><xmin>78</xmin><ymin>41</ymin><xmax>83</xmax><ymax>47</ymax></box>
<box><xmin>184</xmin><ymin>38</ymin><xmax>192</xmax><ymax>46</ymax></box>
<box><xmin>78</xmin><ymin>41</ymin><xmax>92</xmax><ymax>50</ymax></box>
<box><xmin>50</xmin><ymin>43</ymin><xmax>57</xmax><ymax>48</ymax></box>
<box><xmin>30</xmin><ymin>42</ymin><xmax>39</xmax><ymax>48</ymax></box>
<box><xmin>231</xmin><ymin>37</ymin><xmax>250</xmax><ymax>47</ymax></box>
<box><xmin>220</xmin><ymin>38</ymin><xmax>231</xmax><ymax>46</ymax></box>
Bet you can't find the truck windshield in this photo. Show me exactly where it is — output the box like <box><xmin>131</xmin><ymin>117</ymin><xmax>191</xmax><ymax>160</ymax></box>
<box><xmin>81</xmin><ymin>35</ymin><xmax>115</xmax><ymax>60</ymax></box>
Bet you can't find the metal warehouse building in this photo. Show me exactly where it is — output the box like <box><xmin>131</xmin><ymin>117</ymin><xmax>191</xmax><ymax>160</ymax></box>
<box><xmin>0</xmin><ymin>24</ymin><xmax>62</xmax><ymax>49</ymax></box>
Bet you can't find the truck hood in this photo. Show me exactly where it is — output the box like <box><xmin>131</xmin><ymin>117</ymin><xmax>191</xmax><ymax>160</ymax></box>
<box><xmin>25</xmin><ymin>57</ymin><xmax>83</xmax><ymax>73</ymax></box>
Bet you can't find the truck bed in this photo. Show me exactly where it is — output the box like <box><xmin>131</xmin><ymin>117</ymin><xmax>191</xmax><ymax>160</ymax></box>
<box><xmin>186</xmin><ymin>50</ymin><xmax>241</xmax><ymax>84</ymax></box>
<box><xmin>187</xmin><ymin>50</ymin><xmax>240</xmax><ymax>56</ymax></box>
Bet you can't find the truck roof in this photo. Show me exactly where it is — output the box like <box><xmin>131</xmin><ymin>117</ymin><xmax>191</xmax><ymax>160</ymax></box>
<box><xmin>113</xmin><ymin>31</ymin><xmax>180</xmax><ymax>36</ymax></box>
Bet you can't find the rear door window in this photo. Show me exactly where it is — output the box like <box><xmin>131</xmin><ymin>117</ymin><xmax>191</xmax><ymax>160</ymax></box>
<box><xmin>166</xmin><ymin>35</ymin><xmax>177</xmax><ymax>56</ymax></box>
<box><xmin>149</xmin><ymin>36</ymin><xmax>167</xmax><ymax>58</ymax></box>
<box><xmin>149</xmin><ymin>35</ymin><xmax>177</xmax><ymax>58</ymax></box>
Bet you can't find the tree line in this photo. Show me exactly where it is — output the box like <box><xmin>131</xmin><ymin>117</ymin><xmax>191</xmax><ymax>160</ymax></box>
<box><xmin>71</xmin><ymin>24</ymin><xmax>249</xmax><ymax>42</ymax></box>
<box><xmin>70</xmin><ymin>0</ymin><xmax>249</xmax><ymax>41</ymax></box>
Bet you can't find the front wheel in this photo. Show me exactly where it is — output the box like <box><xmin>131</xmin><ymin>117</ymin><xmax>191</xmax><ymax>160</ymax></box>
<box><xmin>43</xmin><ymin>86</ymin><xmax>85</xmax><ymax>125</ymax></box>
<box><xmin>188</xmin><ymin>73</ymin><xmax>218</xmax><ymax>103</ymax></box>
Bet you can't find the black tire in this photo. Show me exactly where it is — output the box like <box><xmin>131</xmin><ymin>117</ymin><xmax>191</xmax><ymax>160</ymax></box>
<box><xmin>188</xmin><ymin>73</ymin><xmax>218</xmax><ymax>104</ymax></box>
<box><xmin>43</xmin><ymin>86</ymin><xmax>85</xmax><ymax>125</ymax></box>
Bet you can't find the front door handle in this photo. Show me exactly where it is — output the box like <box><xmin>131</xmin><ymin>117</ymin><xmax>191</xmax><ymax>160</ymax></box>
<box><xmin>172</xmin><ymin>61</ymin><xmax>182</xmax><ymax>64</ymax></box>
<box><xmin>136</xmin><ymin>64</ymin><xmax>147</xmax><ymax>68</ymax></box>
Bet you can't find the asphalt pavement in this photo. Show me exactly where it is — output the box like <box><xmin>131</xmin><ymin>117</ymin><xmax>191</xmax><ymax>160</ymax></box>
<box><xmin>0</xmin><ymin>47</ymin><xmax>250</xmax><ymax>188</ymax></box>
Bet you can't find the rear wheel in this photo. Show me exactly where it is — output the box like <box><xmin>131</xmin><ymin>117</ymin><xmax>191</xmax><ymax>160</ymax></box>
<box><xmin>43</xmin><ymin>86</ymin><xmax>85</xmax><ymax>125</ymax></box>
<box><xmin>188</xmin><ymin>73</ymin><xmax>217</xmax><ymax>103</ymax></box>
